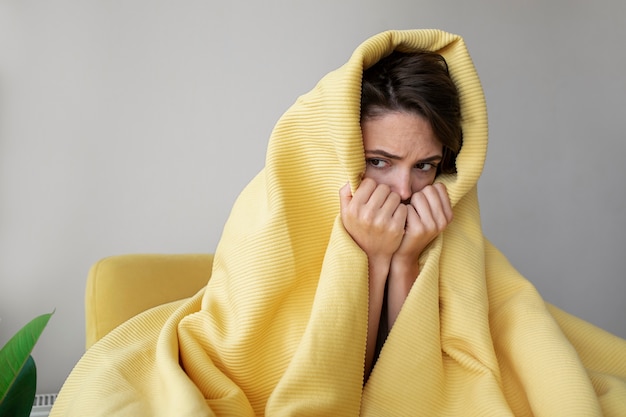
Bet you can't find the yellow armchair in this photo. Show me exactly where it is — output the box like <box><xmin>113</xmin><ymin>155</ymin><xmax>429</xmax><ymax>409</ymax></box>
<box><xmin>85</xmin><ymin>253</ymin><xmax>214</xmax><ymax>349</ymax></box>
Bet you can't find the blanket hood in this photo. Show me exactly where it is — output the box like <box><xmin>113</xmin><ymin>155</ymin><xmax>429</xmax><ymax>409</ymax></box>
<box><xmin>197</xmin><ymin>29</ymin><xmax>490</xmax><ymax>414</ymax></box>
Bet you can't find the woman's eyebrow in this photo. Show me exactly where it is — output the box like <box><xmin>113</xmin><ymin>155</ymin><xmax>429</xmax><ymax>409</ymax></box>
<box><xmin>416</xmin><ymin>155</ymin><xmax>443</xmax><ymax>163</ymax></box>
<box><xmin>365</xmin><ymin>149</ymin><xmax>402</xmax><ymax>160</ymax></box>
<box><xmin>365</xmin><ymin>149</ymin><xmax>443</xmax><ymax>163</ymax></box>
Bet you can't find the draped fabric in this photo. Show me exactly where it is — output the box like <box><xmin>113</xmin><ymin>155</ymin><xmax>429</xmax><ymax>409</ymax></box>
<box><xmin>51</xmin><ymin>29</ymin><xmax>626</xmax><ymax>417</ymax></box>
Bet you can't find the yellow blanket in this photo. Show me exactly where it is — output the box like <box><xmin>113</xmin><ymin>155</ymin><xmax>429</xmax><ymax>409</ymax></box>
<box><xmin>51</xmin><ymin>29</ymin><xmax>626</xmax><ymax>416</ymax></box>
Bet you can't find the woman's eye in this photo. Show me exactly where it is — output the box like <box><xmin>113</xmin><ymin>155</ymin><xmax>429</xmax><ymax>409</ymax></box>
<box><xmin>367</xmin><ymin>158</ymin><xmax>388</xmax><ymax>168</ymax></box>
<box><xmin>415</xmin><ymin>163</ymin><xmax>435</xmax><ymax>172</ymax></box>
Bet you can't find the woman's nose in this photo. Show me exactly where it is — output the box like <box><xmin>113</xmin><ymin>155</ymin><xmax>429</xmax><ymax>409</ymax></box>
<box><xmin>391</xmin><ymin>172</ymin><xmax>413</xmax><ymax>202</ymax></box>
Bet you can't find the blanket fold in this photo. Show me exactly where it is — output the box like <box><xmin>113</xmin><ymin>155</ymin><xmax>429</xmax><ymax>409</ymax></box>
<box><xmin>51</xmin><ymin>29</ymin><xmax>626</xmax><ymax>417</ymax></box>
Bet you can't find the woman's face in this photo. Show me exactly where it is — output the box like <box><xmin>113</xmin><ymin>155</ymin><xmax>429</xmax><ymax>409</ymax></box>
<box><xmin>361</xmin><ymin>111</ymin><xmax>442</xmax><ymax>202</ymax></box>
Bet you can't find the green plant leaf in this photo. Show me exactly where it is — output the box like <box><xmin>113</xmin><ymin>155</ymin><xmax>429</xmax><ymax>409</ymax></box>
<box><xmin>0</xmin><ymin>312</ymin><xmax>53</xmax><ymax>405</ymax></box>
<box><xmin>0</xmin><ymin>355</ymin><xmax>36</xmax><ymax>417</ymax></box>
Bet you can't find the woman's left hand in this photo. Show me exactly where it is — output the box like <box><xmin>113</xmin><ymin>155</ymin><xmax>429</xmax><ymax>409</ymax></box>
<box><xmin>386</xmin><ymin>183</ymin><xmax>453</xmax><ymax>328</ymax></box>
<box><xmin>393</xmin><ymin>183</ymin><xmax>453</xmax><ymax>272</ymax></box>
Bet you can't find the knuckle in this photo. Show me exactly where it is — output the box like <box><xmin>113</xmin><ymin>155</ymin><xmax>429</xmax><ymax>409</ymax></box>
<box><xmin>411</xmin><ymin>192</ymin><xmax>424</xmax><ymax>205</ymax></box>
<box><xmin>376</xmin><ymin>183</ymin><xmax>391</xmax><ymax>195</ymax></box>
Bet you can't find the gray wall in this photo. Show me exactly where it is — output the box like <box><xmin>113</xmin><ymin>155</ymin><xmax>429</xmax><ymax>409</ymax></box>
<box><xmin>1</xmin><ymin>0</ymin><xmax>624</xmax><ymax>394</ymax></box>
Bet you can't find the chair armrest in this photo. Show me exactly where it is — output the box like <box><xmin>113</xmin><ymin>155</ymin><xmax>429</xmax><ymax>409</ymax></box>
<box><xmin>85</xmin><ymin>253</ymin><xmax>214</xmax><ymax>349</ymax></box>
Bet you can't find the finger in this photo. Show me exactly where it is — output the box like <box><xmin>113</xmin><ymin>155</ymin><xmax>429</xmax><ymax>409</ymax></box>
<box><xmin>403</xmin><ymin>203</ymin><xmax>419</xmax><ymax>230</ymax></box>
<box><xmin>339</xmin><ymin>182</ymin><xmax>353</xmax><ymax>211</ymax></box>
<box><xmin>379</xmin><ymin>188</ymin><xmax>402</xmax><ymax>215</ymax></box>
<box><xmin>416</xmin><ymin>186</ymin><xmax>450</xmax><ymax>230</ymax></box>
<box><xmin>351</xmin><ymin>178</ymin><xmax>378</xmax><ymax>206</ymax></box>
<box><xmin>390</xmin><ymin>195</ymin><xmax>408</xmax><ymax>225</ymax></box>
<box><xmin>368</xmin><ymin>182</ymin><xmax>393</xmax><ymax>209</ymax></box>
<box><xmin>411</xmin><ymin>189</ymin><xmax>436</xmax><ymax>230</ymax></box>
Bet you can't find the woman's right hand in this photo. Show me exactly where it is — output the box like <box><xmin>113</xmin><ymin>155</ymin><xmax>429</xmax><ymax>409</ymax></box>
<box><xmin>339</xmin><ymin>178</ymin><xmax>407</xmax><ymax>261</ymax></box>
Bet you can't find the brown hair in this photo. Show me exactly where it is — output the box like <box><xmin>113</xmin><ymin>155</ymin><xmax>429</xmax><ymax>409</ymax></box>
<box><xmin>360</xmin><ymin>51</ymin><xmax>463</xmax><ymax>174</ymax></box>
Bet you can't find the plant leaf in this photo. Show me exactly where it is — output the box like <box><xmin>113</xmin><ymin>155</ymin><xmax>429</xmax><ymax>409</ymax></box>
<box><xmin>0</xmin><ymin>312</ymin><xmax>53</xmax><ymax>405</ymax></box>
<box><xmin>0</xmin><ymin>355</ymin><xmax>36</xmax><ymax>417</ymax></box>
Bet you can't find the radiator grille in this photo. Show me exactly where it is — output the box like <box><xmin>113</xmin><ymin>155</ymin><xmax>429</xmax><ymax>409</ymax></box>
<box><xmin>30</xmin><ymin>393</ymin><xmax>57</xmax><ymax>417</ymax></box>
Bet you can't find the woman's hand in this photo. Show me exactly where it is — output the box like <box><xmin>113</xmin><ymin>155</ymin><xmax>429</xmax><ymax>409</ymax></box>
<box><xmin>339</xmin><ymin>178</ymin><xmax>407</xmax><ymax>262</ymax></box>
<box><xmin>393</xmin><ymin>182</ymin><xmax>453</xmax><ymax>266</ymax></box>
<box><xmin>340</xmin><ymin>178</ymin><xmax>408</xmax><ymax>379</ymax></box>
<box><xmin>387</xmin><ymin>182</ymin><xmax>453</xmax><ymax>328</ymax></box>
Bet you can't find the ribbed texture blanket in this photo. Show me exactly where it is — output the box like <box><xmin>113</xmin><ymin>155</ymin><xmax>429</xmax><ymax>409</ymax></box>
<box><xmin>51</xmin><ymin>29</ymin><xmax>626</xmax><ymax>416</ymax></box>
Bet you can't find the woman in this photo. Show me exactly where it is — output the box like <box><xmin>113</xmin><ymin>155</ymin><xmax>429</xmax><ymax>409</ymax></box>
<box><xmin>341</xmin><ymin>51</ymin><xmax>461</xmax><ymax>377</ymax></box>
<box><xmin>51</xmin><ymin>29</ymin><xmax>626</xmax><ymax>416</ymax></box>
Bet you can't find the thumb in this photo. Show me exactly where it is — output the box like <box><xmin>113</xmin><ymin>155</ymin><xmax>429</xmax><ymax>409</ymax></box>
<box><xmin>339</xmin><ymin>182</ymin><xmax>352</xmax><ymax>209</ymax></box>
<box><xmin>404</xmin><ymin>204</ymin><xmax>420</xmax><ymax>231</ymax></box>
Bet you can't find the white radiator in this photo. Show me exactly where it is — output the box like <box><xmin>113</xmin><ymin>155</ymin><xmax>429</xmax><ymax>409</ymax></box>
<box><xmin>30</xmin><ymin>393</ymin><xmax>57</xmax><ymax>417</ymax></box>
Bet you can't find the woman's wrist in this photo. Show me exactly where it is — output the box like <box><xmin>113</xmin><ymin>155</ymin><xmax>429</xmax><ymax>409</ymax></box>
<box><xmin>368</xmin><ymin>254</ymin><xmax>392</xmax><ymax>288</ymax></box>
<box><xmin>388</xmin><ymin>258</ymin><xmax>419</xmax><ymax>302</ymax></box>
<box><xmin>389</xmin><ymin>253</ymin><xmax>420</xmax><ymax>282</ymax></box>
<box><xmin>386</xmin><ymin>254</ymin><xmax>421</xmax><ymax>329</ymax></box>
